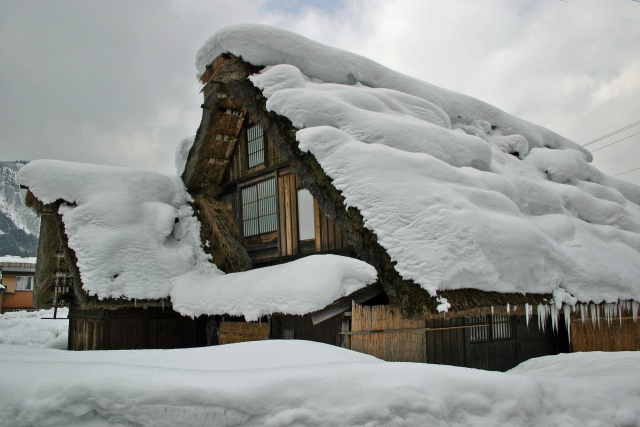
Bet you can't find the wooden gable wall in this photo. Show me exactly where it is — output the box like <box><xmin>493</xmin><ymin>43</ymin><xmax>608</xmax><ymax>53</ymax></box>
<box><xmin>219</xmin><ymin>118</ymin><xmax>349</xmax><ymax>266</ymax></box>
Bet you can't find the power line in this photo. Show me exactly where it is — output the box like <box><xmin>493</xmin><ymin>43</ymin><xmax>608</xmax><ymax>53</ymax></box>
<box><xmin>612</xmin><ymin>166</ymin><xmax>640</xmax><ymax>177</ymax></box>
<box><xmin>590</xmin><ymin>131</ymin><xmax>640</xmax><ymax>152</ymax></box>
<box><xmin>582</xmin><ymin>120</ymin><xmax>640</xmax><ymax>147</ymax></box>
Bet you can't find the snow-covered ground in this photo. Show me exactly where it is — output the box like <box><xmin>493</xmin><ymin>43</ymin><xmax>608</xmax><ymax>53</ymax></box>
<box><xmin>1</xmin><ymin>310</ymin><xmax>639</xmax><ymax>427</ymax></box>
<box><xmin>0</xmin><ymin>308</ymin><xmax>68</xmax><ymax>348</ymax></box>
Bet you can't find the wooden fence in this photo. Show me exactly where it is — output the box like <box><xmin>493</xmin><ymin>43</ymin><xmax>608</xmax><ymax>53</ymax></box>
<box><xmin>571</xmin><ymin>318</ymin><xmax>640</xmax><ymax>351</ymax></box>
<box><xmin>350</xmin><ymin>302</ymin><xmax>427</xmax><ymax>362</ymax></box>
<box><xmin>219</xmin><ymin>321</ymin><xmax>270</xmax><ymax>345</ymax></box>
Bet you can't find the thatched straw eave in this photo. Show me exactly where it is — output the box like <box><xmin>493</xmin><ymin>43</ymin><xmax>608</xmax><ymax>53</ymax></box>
<box><xmin>190</xmin><ymin>54</ymin><xmax>562</xmax><ymax>318</ymax></box>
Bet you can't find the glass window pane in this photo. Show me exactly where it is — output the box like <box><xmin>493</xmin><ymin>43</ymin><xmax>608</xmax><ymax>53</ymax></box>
<box><xmin>297</xmin><ymin>189</ymin><xmax>315</xmax><ymax>241</ymax></box>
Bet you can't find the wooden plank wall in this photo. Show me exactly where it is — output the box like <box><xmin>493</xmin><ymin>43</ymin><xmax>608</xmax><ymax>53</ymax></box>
<box><xmin>278</xmin><ymin>173</ymin><xmax>299</xmax><ymax>257</ymax></box>
<box><xmin>219</xmin><ymin>321</ymin><xmax>270</xmax><ymax>345</ymax></box>
<box><xmin>350</xmin><ymin>302</ymin><xmax>426</xmax><ymax>362</ymax></box>
<box><xmin>70</xmin><ymin>317</ymin><xmax>102</xmax><ymax>350</ymax></box>
<box><xmin>70</xmin><ymin>308</ymin><xmax>198</xmax><ymax>350</ymax></box>
<box><xmin>271</xmin><ymin>314</ymin><xmax>342</xmax><ymax>346</ymax></box>
<box><xmin>425</xmin><ymin>317</ymin><xmax>467</xmax><ymax>367</ymax></box>
<box><xmin>313</xmin><ymin>198</ymin><xmax>346</xmax><ymax>252</ymax></box>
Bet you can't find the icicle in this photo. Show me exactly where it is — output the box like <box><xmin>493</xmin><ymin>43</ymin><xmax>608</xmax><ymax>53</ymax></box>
<box><xmin>590</xmin><ymin>303</ymin><xmax>598</xmax><ymax>327</ymax></box>
<box><xmin>525</xmin><ymin>303</ymin><xmax>531</xmax><ymax>328</ymax></box>
<box><xmin>580</xmin><ymin>304</ymin><xmax>587</xmax><ymax>324</ymax></box>
<box><xmin>633</xmin><ymin>301</ymin><xmax>638</xmax><ymax>322</ymax></box>
<box><xmin>491</xmin><ymin>306</ymin><xmax>494</xmax><ymax>316</ymax></box>
<box><xmin>563</xmin><ymin>305</ymin><xmax>572</xmax><ymax>343</ymax></box>
<box><xmin>618</xmin><ymin>302</ymin><xmax>623</xmax><ymax>327</ymax></box>
<box><xmin>550</xmin><ymin>305</ymin><xmax>558</xmax><ymax>334</ymax></box>
<box><xmin>506</xmin><ymin>303</ymin><xmax>510</xmax><ymax>315</ymax></box>
<box><xmin>537</xmin><ymin>304</ymin><xmax>547</xmax><ymax>333</ymax></box>
<box><xmin>604</xmin><ymin>303</ymin><xmax>612</xmax><ymax>326</ymax></box>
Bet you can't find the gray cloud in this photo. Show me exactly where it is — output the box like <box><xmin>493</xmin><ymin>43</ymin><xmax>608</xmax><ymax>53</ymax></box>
<box><xmin>1</xmin><ymin>0</ymin><xmax>639</xmax><ymax>184</ymax></box>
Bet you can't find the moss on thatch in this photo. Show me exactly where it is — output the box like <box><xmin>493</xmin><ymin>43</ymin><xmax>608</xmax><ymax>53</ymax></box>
<box><xmin>191</xmin><ymin>195</ymin><xmax>252</xmax><ymax>273</ymax></box>
<box><xmin>193</xmin><ymin>54</ymin><xmax>557</xmax><ymax>317</ymax></box>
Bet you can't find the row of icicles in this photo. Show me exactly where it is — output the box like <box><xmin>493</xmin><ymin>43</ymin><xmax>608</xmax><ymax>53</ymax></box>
<box><xmin>496</xmin><ymin>300</ymin><xmax>639</xmax><ymax>343</ymax></box>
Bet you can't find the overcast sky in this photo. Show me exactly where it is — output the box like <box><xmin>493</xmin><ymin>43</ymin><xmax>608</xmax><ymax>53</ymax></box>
<box><xmin>1</xmin><ymin>0</ymin><xmax>639</xmax><ymax>185</ymax></box>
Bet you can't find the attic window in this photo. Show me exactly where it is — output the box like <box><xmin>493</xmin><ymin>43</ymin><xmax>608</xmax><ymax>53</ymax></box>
<box><xmin>247</xmin><ymin>124</ymin><xmax>265</xmax><ymax>168</ymax></box>
<box><xmin>242</xmin><ymin>178</ymin><xmax>278</xmax><ymax>237</ymax></box>
<box><xmin>15</xmin><ymin>276</ymin><xmax>34</xmax><ymax>291</ymax></box>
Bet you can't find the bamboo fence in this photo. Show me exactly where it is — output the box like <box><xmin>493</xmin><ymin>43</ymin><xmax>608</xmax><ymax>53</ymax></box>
<box><xmin>350</xmin><ymin>302</ymin><xmax>427</xmax><ymax>362</ymax></box>
<box><xmin>571</xmin><ymin>318</ymin><xmax>640</xmax><ymax>352</ymax></box>
<box><xmin>218</xmin><ymin>321</ymin><xmax>270</xmax><ymax>345</ymax></box>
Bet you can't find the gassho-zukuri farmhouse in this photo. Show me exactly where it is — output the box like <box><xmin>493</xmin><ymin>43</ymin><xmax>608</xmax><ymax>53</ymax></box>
<box><xmin>18</xmin><ymin>24</ymin><xmax>640</xmax><ymax>370</ymax></box>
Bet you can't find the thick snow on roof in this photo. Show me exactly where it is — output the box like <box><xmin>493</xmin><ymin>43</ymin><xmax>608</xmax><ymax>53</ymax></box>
<box><xmin>171</xmin><ymin>254</ymin><xmax>377</xmax><ymax>320</ymax></box>
<box><xmin>17</xmin><ymin>160</ymin><xmax>212</xmax><ymax>300</ymax></box>
<box><xmin>199</xmin><ymin>25</ymin><xmax>640</xmax><ymax>304</ymax></box>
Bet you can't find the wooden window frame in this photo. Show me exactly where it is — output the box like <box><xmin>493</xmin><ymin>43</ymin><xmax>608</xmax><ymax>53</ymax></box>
<box><xmin>246</xmin><ymin>123</ymin><xmax>266</xmax><ymax>169</ymax></box>
<box><xmin>241</xmin><ymin>177</ymin><xmax>278</xmax><ymax>238</ymax></box>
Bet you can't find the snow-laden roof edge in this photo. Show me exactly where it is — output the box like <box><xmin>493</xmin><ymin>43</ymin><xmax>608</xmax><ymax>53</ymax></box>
<box><xmin>196</xmin><ymin>24</ymin><xmax>590</xmax><ymax>160</ymax></box>
<box><xmin>171</xmin><ymin>254</ymin><xmax>377</xmax><ymax>321</ymax></box>
<box><xmin>17</xmin><ymin>159</ymin><xmax>213</xmax><ymax>301</ymax></box>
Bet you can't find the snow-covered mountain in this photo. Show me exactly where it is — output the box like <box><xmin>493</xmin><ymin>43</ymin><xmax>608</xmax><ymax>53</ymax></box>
<box><xmin>0</xmin><ymin>161</ymin><xmax>39</xmax><ymax>256</ymax></box>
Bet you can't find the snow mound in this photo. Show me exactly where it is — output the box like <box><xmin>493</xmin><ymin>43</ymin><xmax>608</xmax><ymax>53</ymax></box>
<box><xmin>1</xmin><ymin>342</ymin><xmax>639</xmax><ymax>426</ymax></box>
<box><xmin>0</xmin><ymin>308</ymin><xmax>68</xmax><ymax>347</ymax></box>
<box><xmin>171</xmin><ymin>254</ymin><xmax>377</xmax><ymax>320</ymax></box>
<box><xmin>199</xmin><ymin>25</ymin><xmax>640</xmax><ymax>304</ymax></box>
<box><xmin>17</xmin><ymin>160</ymin><xmax>212</xmax><ymax>300</ymax></box>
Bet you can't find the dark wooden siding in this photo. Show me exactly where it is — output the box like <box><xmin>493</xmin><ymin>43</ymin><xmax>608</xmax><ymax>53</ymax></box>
<box><xmin>68</xmin><ymin>307</ymin><xmax>200</xmax><ymax>350</ymax></box>
<box><xmin>271</xmin><ymin>314</ymin><xmax>342</xmax><ymax>346</ymax></box>
<box><xmin>425</xmin><ymin>314</ymin><xmax>566</xmax><ymax>371</ymax></box>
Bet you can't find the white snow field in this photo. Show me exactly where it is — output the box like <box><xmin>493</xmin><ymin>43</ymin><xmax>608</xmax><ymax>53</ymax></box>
<box><xmin>0</xmin><ymin>340</ymin><xmax>638</xmax><ymax>427</ymax></box>
<box><xmin>0</xmin><ymin>308</ymin><xmax>68</xmax><ymax>349</ymax></box>
<box><xmin>198</xmin><ymin>25</ymin><xmax>640</xmax><ymax>308</ymax></box>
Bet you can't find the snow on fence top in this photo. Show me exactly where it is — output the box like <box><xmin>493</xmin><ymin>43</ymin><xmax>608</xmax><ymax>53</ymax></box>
<box><xmin>198</xmin><ymin>24</ymin><xmax>640</xmax><ymax>304</ymax></box>
<box><xmin>17</xmin><ymin>160</ymin><xmax>212</xmax><ymax>300</ymax></box>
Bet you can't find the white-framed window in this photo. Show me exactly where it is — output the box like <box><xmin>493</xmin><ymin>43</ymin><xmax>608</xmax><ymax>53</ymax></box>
<box><xmin>297</xmin><ymin>188</ymin><xmax>315</xmax><ymax>241</ymax></box>
<box><xmin>247</xmin><ymin>124</ymin><xmax>265</xmax><ymax>168</ymax></box>
<box><xmin>242</xmin><ymin>178</ymin><xmax>278</xmax><ymax>237</ymax></box>
<box><xmin>15</xmin><ymin>276</ymin><xmax>34</xmax><ymax>291</ymax></box>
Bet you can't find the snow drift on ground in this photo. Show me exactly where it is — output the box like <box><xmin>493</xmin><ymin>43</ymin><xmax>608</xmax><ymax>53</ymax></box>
<box><xmin>171</xmin><ymin>254</ymin><xmax>377</xmax><ymax>320</ymax></box>
<box><xmin>17</xmin><ymin>160</ymin><xmax>211</xmax><ymax>300</ymax></box>
<box><xmin>198</xmin><ymin>25</ymin><xmax>640</xmax><ymax>304</ymax></box>
<box><xmin>0</xmin><ymin>308</ymin><xmax>68</xmax><ymax>348</ymax></box>
<box><xmin>1</xmin><ymin>341</ymin><xmax>639</xmax><ymax>427</ymax></box>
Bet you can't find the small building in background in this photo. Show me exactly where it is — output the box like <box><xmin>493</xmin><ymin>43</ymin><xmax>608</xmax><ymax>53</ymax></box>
<box><xmin>0</xmin><ymin>256</ymin><xmax>36</xmax><ymax>313</ymax></box>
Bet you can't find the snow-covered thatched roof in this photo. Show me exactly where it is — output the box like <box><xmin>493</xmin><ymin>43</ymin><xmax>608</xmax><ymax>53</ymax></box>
<box><xmin>18</xmin><ymin>160</ymin><xmax>212</xmax><ymax>302</ymax></box>
<box><xmin>18</xmin><ymin>160</ymin><xmax>376</xmax><ymax>318</ymax></box>
<box><xmin>193</xmin><ymin>24</ymin><xmax>640</xmax><ymax>310</ymax></box>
